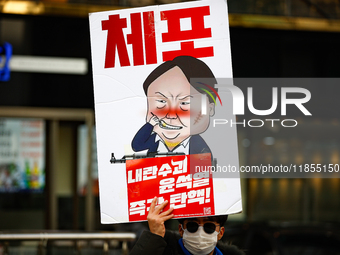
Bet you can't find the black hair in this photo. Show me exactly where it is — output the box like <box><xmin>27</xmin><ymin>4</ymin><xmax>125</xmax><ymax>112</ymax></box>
<box><xmin>143</xmin><ymin>56</ymin><xmax>217</xmax><ymax>103</ymax></box>
<box><xmin>178</xmin><ymin>215</ymin><xmax>228</xmax><ymax>227</ymax></box>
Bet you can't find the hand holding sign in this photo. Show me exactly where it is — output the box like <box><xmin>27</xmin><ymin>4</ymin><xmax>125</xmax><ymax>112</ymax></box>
<box><xmin>147</xmin><ymin>197</ymin><xmax>174</xmax><ymax>237</ymax></box>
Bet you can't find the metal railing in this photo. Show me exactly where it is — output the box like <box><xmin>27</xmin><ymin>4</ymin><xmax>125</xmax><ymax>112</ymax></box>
<box><xmin>0</xmin><ymin>232</ymin><xmax>136</xmax><ymax>255</ymax></box>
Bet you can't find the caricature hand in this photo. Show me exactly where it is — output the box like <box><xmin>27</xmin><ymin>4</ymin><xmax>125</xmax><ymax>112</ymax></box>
<box><xmin>148</xmin><ymin>114</ymin><xmax>159</xmax><ymax>126</ymax></box>
<box><xmin>147</xmin><ymin>197</ymin><xmax>174</xmax><ymax>238</ymax></box>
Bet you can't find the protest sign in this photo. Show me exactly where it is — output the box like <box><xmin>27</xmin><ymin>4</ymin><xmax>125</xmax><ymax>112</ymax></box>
<box><xmin>89</xmin><ymin>0</ymin><xmax>242</xmax><ymax>223</ymax></box>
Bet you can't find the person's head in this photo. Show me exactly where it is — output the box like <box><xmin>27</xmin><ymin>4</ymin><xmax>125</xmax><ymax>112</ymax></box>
<box><xmin>177</xmin><ymin>215</ymin><xmax>228</xmax><ymax>255</ymax></box>
<box><xmin>143</xmin><ymin>56</ymin><xmax>218</xmax><ymax>148</ymax></box>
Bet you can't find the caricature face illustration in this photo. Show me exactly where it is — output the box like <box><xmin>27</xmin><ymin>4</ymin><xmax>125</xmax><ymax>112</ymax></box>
<box><xmin>146</xmin><ymin>66</ymin><xmax>215</xmax><ymax>149</ymax></box>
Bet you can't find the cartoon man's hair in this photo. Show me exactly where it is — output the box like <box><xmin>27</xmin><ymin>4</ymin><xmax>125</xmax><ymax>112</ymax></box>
<box><xmin>143</xmin><ymin>56</ymin><xmax>218</xmax><ymax>104</ymax></box>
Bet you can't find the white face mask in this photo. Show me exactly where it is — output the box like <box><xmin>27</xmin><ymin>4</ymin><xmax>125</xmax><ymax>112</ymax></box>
<box><xmin>182</xmin><ymin>225</ymin><xmax>218</xmax><ymax>255</ymax></box>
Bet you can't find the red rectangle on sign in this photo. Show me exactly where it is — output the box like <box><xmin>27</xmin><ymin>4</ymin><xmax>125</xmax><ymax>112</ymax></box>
<box><xmin>126</xmin><ymin>153</ymin><xmax>214</xmax><ymax>222</ymax></box>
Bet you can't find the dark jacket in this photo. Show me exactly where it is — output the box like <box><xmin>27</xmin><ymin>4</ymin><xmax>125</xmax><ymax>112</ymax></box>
<box><xmin>130</xmin><ymin>230</ymin><xmax>245</xmax><ymax>255</ymax></box>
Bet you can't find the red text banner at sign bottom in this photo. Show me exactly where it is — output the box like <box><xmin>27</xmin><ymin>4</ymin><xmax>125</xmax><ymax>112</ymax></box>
<box><xmin>126</xmin><ymin>153</ymin><xmax>214</xmax><ymax>221</ymax></box>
